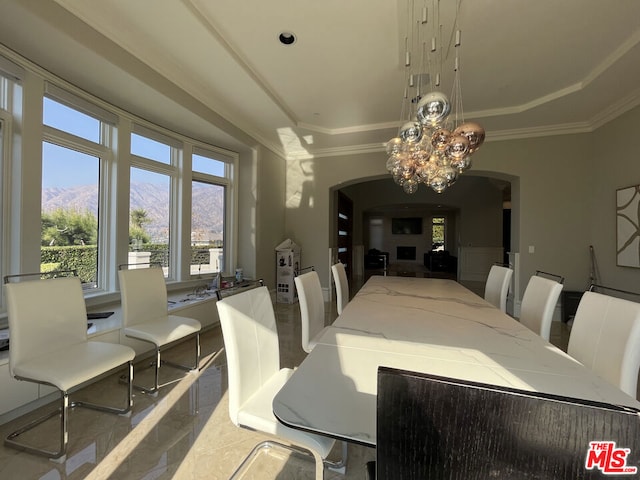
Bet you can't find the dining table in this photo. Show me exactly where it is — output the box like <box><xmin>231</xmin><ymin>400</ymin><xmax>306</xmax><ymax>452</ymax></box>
<box><xmin>272</xmin><ymin>275</ymin><xmax>640</xmax><ymax>447</ymax></box>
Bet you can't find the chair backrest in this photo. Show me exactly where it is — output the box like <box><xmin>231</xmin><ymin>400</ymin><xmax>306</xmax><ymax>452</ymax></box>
<box><xmin>6</xmin><ymin>277</ymin><xmax>88</xmax><ymax>376</ymax></box>
<box><xmin>568</xmin><ymin>291</ymin><xmax>640</xmax><ymax>397</ymax></box>
<box><xmin>376</xmin><ymin>366</ymin><xmax>640</xmax><ymax>479</ymax></box>
<box><xmin>216</xmin><ymin>286</ymin><xmax>281</xmax><ymax>426</ymax></box>
<box><xmin>331</xmin><ymin>262</ymin><xmax>349</xmax><ymax>315</ymax></box>
<box><xmin>484</xmin><ymin>265</ymin><xmax>513</xmax><ymax>312</ymax></box>
<box><xmin>118</xmin><ymin>267</ymin><xmax>168</xmax><ymax>327</ymax></box>
<box><xmin>294</xmin><ymin>270</ymin><xmax>325</xmax><ymax>353</ymax></box>
<box><xmin>519</xmin><ymin>275</ymin><xmax>563</xmax><ymax>341</ymax></box>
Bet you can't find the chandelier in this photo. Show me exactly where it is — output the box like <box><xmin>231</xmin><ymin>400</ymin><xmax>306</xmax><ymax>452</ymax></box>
<box><xmin>385</xmin><ymin>0</ymin><xmax>485</xmax><ymax>194</ymax></box>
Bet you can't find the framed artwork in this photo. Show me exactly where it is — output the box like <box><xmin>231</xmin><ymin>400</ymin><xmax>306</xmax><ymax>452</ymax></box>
<box><xmin>617</xmin><ymin>184</ymin><xmax>640</xmax><ymax>267</ymax></box>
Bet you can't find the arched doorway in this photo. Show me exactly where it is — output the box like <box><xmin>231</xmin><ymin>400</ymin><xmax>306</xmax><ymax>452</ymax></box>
<box><xmin>330</xmin><ymin>172</ymin><xmax>518</xmax><ymax>298</ymax></box>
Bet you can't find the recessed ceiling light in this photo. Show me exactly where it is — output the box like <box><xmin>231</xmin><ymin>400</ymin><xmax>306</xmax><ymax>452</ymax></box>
<box><xmin>278</xmin><ymin>32</ymin><xmax>296</xmax><ymax>46</ymax></box>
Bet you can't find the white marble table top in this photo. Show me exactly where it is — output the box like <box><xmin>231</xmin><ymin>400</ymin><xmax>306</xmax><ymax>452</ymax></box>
<box><xmin>273</xmin><ymin>275</ymin><xmax>640</xmax><ymax>446</ymax></box>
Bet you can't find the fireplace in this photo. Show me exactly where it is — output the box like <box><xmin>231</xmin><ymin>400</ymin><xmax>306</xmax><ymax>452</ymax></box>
<box><xmin>397</xmin><ymin>246</ymin><xmax>416</xmax><ymax>261</ymax></box>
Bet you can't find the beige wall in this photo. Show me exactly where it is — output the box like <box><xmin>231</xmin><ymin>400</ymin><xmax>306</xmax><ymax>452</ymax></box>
<box><xmin>249</xmin><ymin>104</ymin><xmax>640</xmax><ymax>302</ymax></box>
<box><xmin>285</xmin><ymin>127</ymin><xmax>601</xmax><ymax>298</ymax></box>
<box><xmin>475</xmin><ymin>134</ymin><xmax>595</xmax><ymax>292</ymax></box>
<box><xmin>253</xmin><ymin>146</ymin><xmax>287</xmax><ymax>289</ymax></box>
<box><xmin>590</xmin><ymin>106</ymin><xmax>640</xmax><ymax>293</ymax></box>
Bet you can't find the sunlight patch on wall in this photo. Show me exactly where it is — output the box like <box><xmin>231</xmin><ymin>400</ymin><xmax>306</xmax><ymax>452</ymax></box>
<box><xmin>277</xmin><ymin>127</ymin><xmax>313</xmax><ymax>159</ymax></box>
<box><xmin>285</xmin><ymin>157</ymin><xmax>315</xmax><ymax>209</ymax></box>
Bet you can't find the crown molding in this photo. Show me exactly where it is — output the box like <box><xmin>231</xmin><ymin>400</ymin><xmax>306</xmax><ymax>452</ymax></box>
<box><xmin>589</xmin><ymin>88</ymin><xmax>640</xmax><ymax>130</ymax></box>
<box><xmin>485</xmin><ymin>123</ymin><xmax>593</xmax><ymax>142</ymax></box>
<box><xmin>285</xmin><ymin>142</ymin><xmax>387</xmax><ymax>161</ymax></box>
<box><xmin>297</xmin><ymin>120</ymin><xmax>400</xmax><ymax>136</ymax></box>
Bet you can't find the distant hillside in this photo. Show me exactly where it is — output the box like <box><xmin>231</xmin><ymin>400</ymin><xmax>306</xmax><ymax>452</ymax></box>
<box><xmin>42</xmin><ymin>182</ymin><xmax>224</xmax><ymax>243</ymax></box>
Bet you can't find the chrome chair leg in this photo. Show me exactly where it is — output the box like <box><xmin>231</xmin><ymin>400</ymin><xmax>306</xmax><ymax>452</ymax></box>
<box><xmin>228</xmin><ymin>440</ymin><xmax>326</xmax><ymax>480</ymax></box>
<box><xmin>5</xmin><ymin>391</ymin><xmax>69</xmax><ymax>462</ymax></box>
<box><xmin>128</xmin><ymin>333</ymin><xmax>200</xmax><ymax>395</ymax></box>
<box><xmin>5</xmin><ymin>361</ymin><xmax>133</xmax><ymax>461</ymax></box>
<box><xmin>325</xmin><ymin>440</ymin><xmax>348</xmax><ymax>474</ymax></box>
<box><xmin>162</xmin><ymin>332</ymin><xmax>201</xmax><ymax>372</ymax></box>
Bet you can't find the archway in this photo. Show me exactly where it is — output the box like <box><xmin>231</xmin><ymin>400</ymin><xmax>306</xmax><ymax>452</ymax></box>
<box><xmin>330</xmin><ymin>172</ymin><xmax>519</xmax><ymax>298</ymax></box>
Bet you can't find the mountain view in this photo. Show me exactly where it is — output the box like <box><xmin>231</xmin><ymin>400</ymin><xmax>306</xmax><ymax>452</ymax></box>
<box><xmin>42</xmin><ymin>182</ymin><xmax>224</xmax><ymax>244</ymax></box>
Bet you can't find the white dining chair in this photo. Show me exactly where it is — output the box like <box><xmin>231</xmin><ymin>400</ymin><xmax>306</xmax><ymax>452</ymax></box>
<box><xmin>567</xmin><ymin>291</ymin><xmax>640</xmax><ymax>398</ymax></box>
<box><xmin>519</xmin><ymin>275</ymin><xmax>563</xmax><ymax>341</ymax></box>
<box><xmin>484</xmin><ymin>265</ymin><xmax>513</xmax><ymax>312</ymax></box>
<box><xmin>5</xmin><ymin>276</ymin><xmax>135</xmax><ymax>461</ymax></box>
<box><xmin>118</xmin><ymin>266</ymin><xmax>201</xmax><ymax>395</ymax></box>
<box><xmin>331</xmin><ymin>262</ymin><xmax>349</xmax><ymax>315</ymax></box>
<box><xmin>295</xmin><ymin>270</ymin><xmax>329</xmax><ymax>353</ymax></box>
<box><xmin>216</xmin><ymin>286</ymin><xmax>340</xmax><ymax>479</ymax></box>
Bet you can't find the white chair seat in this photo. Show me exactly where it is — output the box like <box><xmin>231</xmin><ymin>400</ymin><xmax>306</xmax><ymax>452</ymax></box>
<box><xmin>119</xmin><ymin>267</ymin><xmax>202</xmax><ymax>394</ymax></box>
<box><xmin>5</xmin><ymin>275</ymin><xmax>135</xmax><ymax>460</ymax></box>
<box><xmin>14</xmin><ymin>341</ymin><xmax>134</xmax><ymax>392</ymax></box>
<box><xmin>238</xmin><ymin>367</ymin><xmax>334</xmax><ymax>459</ymax></box>
<box><xmin>217</xmin><ymin>285</ymin><xmax>342</xmax><ymax>478</ymax></box>
<box><xmin>124</xmin><ymin>315</ymin><xmax>201</xmax><ymax>346</ymax></box>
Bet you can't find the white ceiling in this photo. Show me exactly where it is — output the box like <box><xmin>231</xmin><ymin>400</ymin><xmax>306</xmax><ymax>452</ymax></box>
<box><xmin>1</xmin><ymin>0</ymin><xmax>640</xmax><ymax>160</ymax></box>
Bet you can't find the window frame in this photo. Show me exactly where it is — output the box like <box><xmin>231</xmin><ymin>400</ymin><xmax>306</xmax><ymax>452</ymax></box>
<box><xmin>41</xmin><ymin>93</ymin><xmax>116</xmax><ymax>293</ymax></box>
<box><xmin>129</xmin><ymin>124</ymin><xmax>184</xmax><ymax>280</ymax></box>
<box><xmin>190</xmin><ymin>144</ymin><xmax>237</xmax><ymax>277</ymax></box>
<box><xmin>0</xmin><ymin>47</ymin><xmax>241</xmax><ymax>319</ymax></box>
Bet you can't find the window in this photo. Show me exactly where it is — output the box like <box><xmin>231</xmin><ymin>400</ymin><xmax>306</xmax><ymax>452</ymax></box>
<box><xmin>131</xmin><ymin>132</ymin><xmax>171</xmax><ymax>164</ymax></box>
<box><xmin>129</xmin><ymin>127</ymin><xmax>179</xmax><ymax>277</ymax></box>
<box><xmin>41</xmin><ymin>91</ymin><xmax>114</xmax><ymax>290</ymax></box>
<box><xmin>191</xmin><ymin>148</ymin><xmax>232</xmax><ymax>276</ymax></box>
<box><xmin>432</xmin><ymin>216</ymin><xmax>445</xmax><ymax>251</ymax></box>
<box><xmin>41</xmin><ymin>142</ymin><xmax>99</xmax><ymax>282</ymax></box>
<box><xmin>43</xmin><ymin>98</ymin><xmax>100</xmax><ymax>142</ymax></box>
<box><xmin>0</xmin><ymin>49</ymin><xmax>240</xmax><ymax>317</ymax></box>
<box><xmin>129</xmin><ymin>166</ymin><xmax>171</xmax><ymax>272</ymax></box>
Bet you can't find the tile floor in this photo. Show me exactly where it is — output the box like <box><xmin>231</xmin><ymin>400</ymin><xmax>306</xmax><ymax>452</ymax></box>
<box><xmin>0</xmin><ymin>284</ymin><xmax>572</xmax><ymax>480</ymax></box>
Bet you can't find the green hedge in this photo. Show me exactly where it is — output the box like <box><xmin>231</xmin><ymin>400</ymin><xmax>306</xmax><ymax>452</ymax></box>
<box><xmin>41</xmin><ymin>245</ymin><xmax>98</xmax><ymax>283</ymax></box>
<box><xmin>41</xmin><ymin>244</ymin><xmax>211</xmax><ymax>283</ymax></box>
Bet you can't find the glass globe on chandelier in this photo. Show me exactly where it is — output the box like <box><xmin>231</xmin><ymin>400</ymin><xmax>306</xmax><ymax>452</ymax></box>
<box><xmin>386</xmin><ymin>0</ymin><xmax>485</xmax><ymax>194</ymax></box>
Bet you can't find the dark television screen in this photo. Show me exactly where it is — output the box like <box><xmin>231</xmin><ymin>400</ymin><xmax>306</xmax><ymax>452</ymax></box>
<box><xmin>392</xmin><ymin>217</ymin><xmax>422</xmax><ymax>235</ymax></box>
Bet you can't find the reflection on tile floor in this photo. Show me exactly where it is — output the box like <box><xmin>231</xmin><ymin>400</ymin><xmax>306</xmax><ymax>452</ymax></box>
<box><xmin>0</xmin><ymin>293</ymin><xmax>573</xmax><ymax>480</ymax></box>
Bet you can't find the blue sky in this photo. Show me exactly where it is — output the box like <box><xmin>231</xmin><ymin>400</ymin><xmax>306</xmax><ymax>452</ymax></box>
<box><xmin>42</xmin><ymin>142</ymin><xmax>97</xmax><ymax>188</ymax></box>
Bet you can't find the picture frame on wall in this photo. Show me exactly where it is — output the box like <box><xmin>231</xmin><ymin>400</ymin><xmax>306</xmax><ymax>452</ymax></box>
<box><xmin>616</xmin><ymin>184</ymin><xmax>640</xmax><ymax>268</ymax></box>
